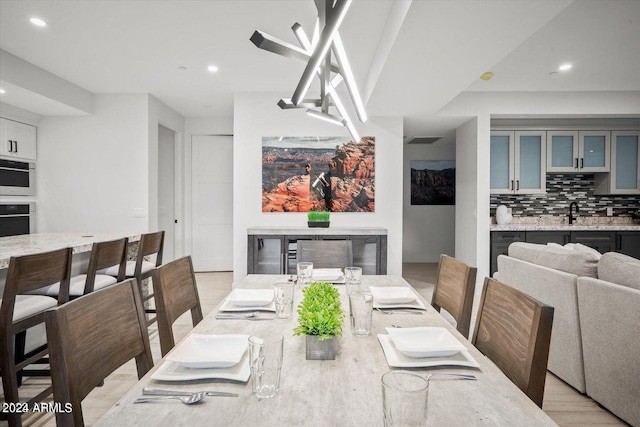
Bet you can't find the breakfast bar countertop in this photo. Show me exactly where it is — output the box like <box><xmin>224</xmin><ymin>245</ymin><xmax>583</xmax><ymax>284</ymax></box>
<box><xmin>0</xmin><ymin>232</ymin><xmax>141</xmax><ymax>269</ymax></box>
<box><xmin>490</xmin><ymin>216</ymin><xmax>640</xmax><ymax>232</ymax></box>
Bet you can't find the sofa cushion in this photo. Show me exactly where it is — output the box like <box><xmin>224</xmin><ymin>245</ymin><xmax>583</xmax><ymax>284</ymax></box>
<box><xmin>598</xmin><ymin>252</ymin><xmax>640</xmax><ymax>291</ymax></box>
<box><xmin>508</xmin><ymin>242</ymin><xmax>599</xmax><ymax>278</ymax></box>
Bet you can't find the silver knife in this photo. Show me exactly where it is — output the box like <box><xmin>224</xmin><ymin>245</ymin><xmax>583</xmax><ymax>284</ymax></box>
<box><xmin>143</xmin><ymin>387</ymin><xmax>238</xmax><ymax>397</ymax></box>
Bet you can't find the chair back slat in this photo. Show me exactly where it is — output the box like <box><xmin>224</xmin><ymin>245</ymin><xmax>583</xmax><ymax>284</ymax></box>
<box><xmin>152</xmin><ymin>256</ymin><xmax>203</xmax><ymax>356</ymax></box>
<box><xmin>45</xmin><ymin>279</ymin><xmax>153</xmax><ymax>426</ymax></box>
<box><xmin>472</xmin><ymin>277</ymin><xmax>554</xmax><ymax>407</ymax></box>
<box><xmin>84</xmin><ymin>238</ymin><xmax>128</xmax><ymax>294</ymax></box>
<box><xmin>432</xmin><ymin>254</ymin><xmax>477</xmax><ymax>338</ymax></box>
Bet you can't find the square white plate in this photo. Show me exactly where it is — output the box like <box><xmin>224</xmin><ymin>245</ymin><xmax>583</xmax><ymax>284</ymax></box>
<box><xmin>377</xmin><ymin>335</ymin><xmax>480</xmax><ymax>369</ymax></box>
<box><xmin>369</xmin><ymin>287</ymin><xmax>417</xmax><ymax>304</ymax></box>
<box><xmin>372</xmin><ymin>295</ymin><xmax>427</xmax><ymax>310</ymax></box>
<box><xmin>226</xmin><ymin>289</ymin><xmax>274</xmax><ymax>306</ymax></box>
<box><xmin>152</xmin><ymin>351</ymin><xmax>251</xmax><ymax>382</ymax></box>
<box><xmin>166</xmin><ymin>334</ymin><xmax>249</xmax><ymax>369</ymax></box>
<box><xmin>312</xmin><ymin>268</ymin><xmax>345</xmax><ymax>283</ymax></box>
<box><xmin>385</xmin><ymin>327</ymin><xmax>467</xmax><ymax>358</ymax></box>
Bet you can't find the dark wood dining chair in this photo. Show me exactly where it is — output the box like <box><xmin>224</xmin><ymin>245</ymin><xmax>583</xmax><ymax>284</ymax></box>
<box><xmin>99</xmin><ymin>231</ymin><xmax>164</xmax><ymax>326</ymax></box>
<box><xmin>296</xmin><ymin>240</ymin><xmax>353</xmax><ymax>269</ymax></box>
<box><xmin>431</xmin><ymin>254</ymin><xmax>477</xmax><ymax>338</ymax></box>
<box><xmin>471</xmin><ymin>277</ymin><xmax>554</xmax><ymax>407</ymax></box>
<box><xmin>0</xmin><ymin>247</ymin><xmax>72</xmax><ymax>427</ymax></box>
<box><xmin>28</xmin><ymin>237</ymin><xmax>128</xmax><ymax>298</ymax></box>
<box><xmin>151</xmin><ymin>256</ymin><xmax>204</xmax><ymax>357</ymax></box>
<box><xmin>45</xmin><ymin>278</ymin><xmax>153</xmax><ymax>427</ymax></box>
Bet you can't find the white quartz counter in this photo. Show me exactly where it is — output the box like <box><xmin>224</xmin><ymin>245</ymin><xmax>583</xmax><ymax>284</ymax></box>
<box><xmin>0</xmin><ymin>232</ymin><xmax>140</xmax><ymax>269</ymax></box>
<box><xmin>247</xmin><ymin>226</ymin><xmax>387</xmax><ymax>235</ymax></box>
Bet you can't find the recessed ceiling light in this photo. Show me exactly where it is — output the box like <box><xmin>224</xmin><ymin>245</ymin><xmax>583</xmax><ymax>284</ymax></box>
<box><xmin>207</xmin><ymin>65</ymin><xmax>219</xmax><ymax>73</ymax></box>
<box><xmin>0</xmin><ymin>88</ymin><xmax>6</xmax><ymax>95</ymax></box>
<box><xmin>558</xmin><ymin>63</ymin><xmax>572</xmax><ymax>72</ymax></box>
<box><xmin>29</xmin><ymin>17</ymin><xmax>47</xmax><ymax>27</ymax></box>
<box><xmin>480</xmin><ymin>71</ymin><xmax>494</xmax><ymax>81</ymax></box>
<box><xmin>203</xmin><ymin>105</ymin><xmax>212</xmax><ymax>109</ymax></box>
<box><xmin>177</xmin><ymin>65</ymin><xmax>187</xmax><ymax>71</ymax></box>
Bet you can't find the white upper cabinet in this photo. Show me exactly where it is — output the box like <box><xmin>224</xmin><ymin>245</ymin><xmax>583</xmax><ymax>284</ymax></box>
<box><xmin>0</xmin><ymin>118</ymin><xmax>37</xmax><ymax>161</ymax></box>
<box><xmin>594</xmin><ymin>131</ymin><xmax>640</xmax><ymax>195</ymax></box>
<box><xmin>491</xmin><ymin>131</ymin><xmax>546</xmax><ymax>194</ymax></box>
<box><xmin>547</xmin><ymin>130</ymin><xmax>609</xmax><ymax>173</ymax></box>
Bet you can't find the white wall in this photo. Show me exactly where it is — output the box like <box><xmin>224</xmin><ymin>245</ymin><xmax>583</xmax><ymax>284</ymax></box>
<box><xmin>37</xmin><ymin>94</ymin><xmax>150</xmax><ymax>232</ymax></box>
<box><xmin>455</xmin><ymin>115</ymin><xmax>491</xmax><ymax>285</ymax></box>
<box><xmin>233</xmin><ymin>92</ymin><xmax>403</xmax><ymax>280</ymax></box>
<box><xmin>403</xmin><ymin>138</ymin><xmax>456</xmax><ymax>262</ymax></box>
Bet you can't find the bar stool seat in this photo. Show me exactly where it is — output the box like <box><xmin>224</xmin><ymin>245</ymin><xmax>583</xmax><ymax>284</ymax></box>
<box><xmin>12</xmin><ymin>295</ymin><xmax>58</xmax><ymax>321</ymax></box>
<box><xmin>28</xmin><ymin>274</ymin><xmax>118</xmax><ymax>298</ymax></box>
<box><xmin>97</xmin><ymin>260</ymin><xmax>155</xmax><ymax>277</ymax></box>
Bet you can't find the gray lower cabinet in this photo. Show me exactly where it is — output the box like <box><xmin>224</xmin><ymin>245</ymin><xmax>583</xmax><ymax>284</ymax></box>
<box><xmin>248</xmin><ymin>232</ymin><xmax>387</xmax><ymax>275</ymax></box>
<box><xmin>490</xmin><ymin>230</ymin><xmax>638</xmax><ymax>275</ymax></box>
<box><xmin>616</xmin><ymin>232</ymin><xmax>640</xmax><ymax>259</ymax></box>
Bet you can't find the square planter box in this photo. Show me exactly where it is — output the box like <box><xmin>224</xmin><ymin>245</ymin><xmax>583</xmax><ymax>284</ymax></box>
<box><xmin>307</xmin><ymin>221</ymin><xmax>330</xmax><ymax>228</ymax></box>
<box><xmin>305</xmin><ymin>335</ymin><xmax>336</xmax><ymax>360</ymax></box>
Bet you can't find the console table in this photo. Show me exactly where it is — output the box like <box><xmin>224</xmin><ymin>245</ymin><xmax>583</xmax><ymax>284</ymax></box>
<box><xmin>247</xmin><ymin>227</ymin><xmax>387</xmax><ymax>275</ymax></box>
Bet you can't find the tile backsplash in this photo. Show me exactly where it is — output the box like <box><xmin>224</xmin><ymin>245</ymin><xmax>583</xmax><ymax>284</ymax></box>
<box><xmin>490</xmin><ymin>174</ymin><xmax>640</xmax><ymax>217</ymax></box>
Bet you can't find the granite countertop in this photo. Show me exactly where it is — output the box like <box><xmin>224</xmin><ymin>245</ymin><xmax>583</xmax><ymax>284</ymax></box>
<box><xmin>0</xmin><ymin>232</ymin><xmax>140</xmax><ymax>269</ymax></box>
<box><xmin>490</xmin><ymin>217</ymin><xmax>640</xmax><ymax>231</ymax></box>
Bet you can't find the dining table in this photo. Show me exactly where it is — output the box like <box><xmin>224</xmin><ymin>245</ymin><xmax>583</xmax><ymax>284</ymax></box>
<box><xmin>95</xmin><ymin>274</ymin><xmax>558</xmax><ymax>426</ymax></box>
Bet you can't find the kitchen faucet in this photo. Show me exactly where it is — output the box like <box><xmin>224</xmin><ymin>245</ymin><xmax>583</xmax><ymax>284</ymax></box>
<box><xmin>569</xmin><ymin>201</ymin><xmax>579</xmax><ymax>225</ymax></box>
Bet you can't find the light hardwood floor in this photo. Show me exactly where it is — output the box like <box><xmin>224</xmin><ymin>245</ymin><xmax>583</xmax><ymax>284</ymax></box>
<box><xmin>6</xmin><ymin>265</ymin><xmax>628</xmax><ymax>426</ymax></box>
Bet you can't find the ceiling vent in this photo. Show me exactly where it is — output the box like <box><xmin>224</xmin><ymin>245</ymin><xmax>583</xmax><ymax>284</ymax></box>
<box><xmin>405</xmin><ymin>136</ymin><xmax>443</xmax><ymax>144</ymax></box>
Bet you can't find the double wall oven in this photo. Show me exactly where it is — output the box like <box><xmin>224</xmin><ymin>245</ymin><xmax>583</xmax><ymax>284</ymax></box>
<box><xmin>0</xmin><ymin>202</ymin><xmax>36</xmax><ymax>237</ymax></box>
<box><xmin>0</xmin><ymin>158</ymin><xmax>36</xmax><ymax>196</ymax></box>
<box><xmin>1</xmin><ymin>156</ymin><xmax>37</xmax><ymax>236</ymax></box>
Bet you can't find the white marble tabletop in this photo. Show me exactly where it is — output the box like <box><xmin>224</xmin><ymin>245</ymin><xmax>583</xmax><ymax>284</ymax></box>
<box><xmin>96</xmin><ymin>275</ymin><xmax>556</xmax><ymax>427</ymax></box>
<box><xmin>0</xmin><ymin>232</ymin><xmax>140</xmax><ymax>269</ymax></box>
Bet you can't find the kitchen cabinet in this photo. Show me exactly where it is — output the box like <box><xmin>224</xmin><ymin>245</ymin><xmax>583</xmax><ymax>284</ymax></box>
<box><xmin>490</xmin><ymin>131</ymin><xmax>546</xmax><ymax>194</ymax></box>
<box><xmin>247</xmin><ymin>228</ymin><xmax>387</xmax><ymax>275</ymax></box>
<box><xmin>570</xmin><ymin>231</ymin><xmax>615</xmax><ymax>253</ymax></box>
<box><xmin>594</xmin><ymin>131</ymin><xmax>640</xmax><ymax>195</ymax></box>
<box><xmin>0</xmin><ymin>118</ymin><xmax>37</xmax><ymax>161</ymax></box>
<box><xmin>524</xmin><ymin>231</ymin><xmax>570</xmax><ymax>245</ymax></box>
<box><xmin>616</xmin><ymin>232</ymin><xmax>640</xmax><ymax>259</ymax></box>
<box><xmin>490</xmin><ymin>231</ymin><xmax>525</xmax><ymax>275</ymax></box>
<box><xmin>546</xmin><ymin>130</ymin><xmax>609</xmax><ymax>173</ymax></box>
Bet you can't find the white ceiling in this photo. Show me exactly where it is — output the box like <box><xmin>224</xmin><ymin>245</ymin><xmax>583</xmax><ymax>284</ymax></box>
<box><xmin>0</xmin><ymin>0</ymin><xmax>639</xmax><ymax>137</ymax></box>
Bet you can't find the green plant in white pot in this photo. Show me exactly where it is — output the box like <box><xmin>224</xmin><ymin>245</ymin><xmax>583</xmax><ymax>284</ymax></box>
<box><xmin>293</xmin><ymin>282</ymin><xmax>343</xmax><ymax>360</ymax></box>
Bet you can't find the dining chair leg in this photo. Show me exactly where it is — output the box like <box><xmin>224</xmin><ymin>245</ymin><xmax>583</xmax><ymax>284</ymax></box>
<box><xmin>1</xmin><ymin>334</ymin><xmax>23</xmax><ymax>427</ymax></box>
<box><xmin>14</xmin><ymin>331</ymin><xmax>26</xmax><ymax>387</ymax></box>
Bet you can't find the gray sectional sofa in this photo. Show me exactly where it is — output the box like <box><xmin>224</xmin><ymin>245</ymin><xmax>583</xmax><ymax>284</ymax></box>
<box><xmin>495</xmin><ymin>243</ymin><xmax>640</xmax><ymax>427</ymax></box>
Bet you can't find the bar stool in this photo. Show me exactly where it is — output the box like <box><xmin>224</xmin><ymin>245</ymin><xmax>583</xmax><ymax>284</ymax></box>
<box><xmin>0</xmin><ymin>247</ymin><xmax>72</xmax><ymax>427</ymax></box>
<box><xmin>28</xmin><ymin>237</ymin><xmax>128</xmax><ymax>298</ymax></box>
<box><xmin>98</xmin><ymin>231</ymin><xmax>164</xmax><ymax>326</ymax></box>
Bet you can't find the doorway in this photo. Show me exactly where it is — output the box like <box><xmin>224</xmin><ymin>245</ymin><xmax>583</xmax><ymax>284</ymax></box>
<box><xmin>191</xmin><ymin>135</ymin><xmax>233</xmax><ymax>271</ymax></box>
<box><xmin>158</xmin><ymin>124</ymin><xmax>176</xmax><ymax>262</ymax></box>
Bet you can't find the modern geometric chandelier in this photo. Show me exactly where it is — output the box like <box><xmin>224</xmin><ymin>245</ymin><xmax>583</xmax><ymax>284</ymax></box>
<box><xmin>250</xmin><ymin>0</ymin><xmax>367</xmax><ymax>142</ymax></box>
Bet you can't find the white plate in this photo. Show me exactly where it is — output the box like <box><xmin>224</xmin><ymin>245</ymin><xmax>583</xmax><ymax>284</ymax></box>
<box><xmin>312</xmin><ymin>268</ymin><xmax>345</xmax><ymax>283</ymax></box>
<box><xmin>226</xmin><ymin>289</ymin><xmax>274</xmax><ymax>306</ymax></box>
<box><xmin>373</xmin><ymin>296</ymin><xmax>427</xmax><ymax>311</ymax></box>
<box><xmin>369</xmin><ymin>287</ymin><xmax>417</xmax><ymax>304</ymax></box>
<box><xmin>152</xmin><ymin>351</ymin><xmax>251</xmax><ymax>382</ymax></box>
<box><xmin>385</xmin><ymin>327</ymin><xmax>467</xmax><ymax>358</ymax></box>
<box><xmin>218</xmin><ymin>297</ymin><xmax>276</xmax><ymax>312</ymax></box>
<box><xmin>377</xmin><ymin>335</ymin><xmax>480</xmax><ymax>369</ymax></box>
<box><xmin>166</xmin><ymin>334</ymin><xmax>249</xmax><ymax>369</ymax></box>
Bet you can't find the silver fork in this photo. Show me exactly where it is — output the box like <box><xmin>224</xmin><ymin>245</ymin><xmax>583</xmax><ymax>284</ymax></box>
<box><xmin>426</xmin><ymin>373</ymin><xmax>477</xmax><ymax>381</ymax></box>
<box><xmin>376</xmin><ymin>307</ymin><xmax>423</xmax><ymax>315</ymax></box>
<box><xmin>143</xmin><ymin>387</ymin><xmax>239</xmax><ymax>398</ymax></box>
<box><xmin>134</xmin><ymin>392</ymin><xmax>206</xmax><ymax>405</ymax></box>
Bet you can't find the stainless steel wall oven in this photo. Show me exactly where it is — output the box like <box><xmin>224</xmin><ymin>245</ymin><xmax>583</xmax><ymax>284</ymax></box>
<box><xmin>0</xmin><ymin>158</ymin><xmax>36</xmax><ymax>196</ymax></box>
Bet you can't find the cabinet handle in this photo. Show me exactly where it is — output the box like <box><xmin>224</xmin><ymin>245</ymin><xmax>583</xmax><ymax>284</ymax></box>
<box><xmin>6</xmin><ymin>140</ymin><xmax>11</xmax><ymax>152</ymax></box>
<box><xmin>575</xmin><ymin>158</ymin><xmax>578</xmax><ymax>169</ymax></box>
<box><xmin>516</xmin><ymin>180</ymin><xmax>520</xmax><ymax>190</ymax></box>
<box><xmin>580</xmin><ymin>158</ymin><xmax>584</xmax><ymax>169</ymax></box>
<box><xmin>616</xmin><ymin>234</ymin><xmax>622</xmax><ymax>251</ymax></box>
<box><xmin>510</xmin><ymin>180</ymin><xmax>514</xmax><ymax>190</ymax></box>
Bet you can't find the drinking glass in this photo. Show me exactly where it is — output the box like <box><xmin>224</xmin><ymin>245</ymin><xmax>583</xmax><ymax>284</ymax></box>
<box><xmin>273</xmin><ymin>282</ymin><xmax>294</xmax><ymax>319</ymax></box>
<box><xmin>297</xmin><ymin>262</ymin><xmax>313</xmax><ymax>288</ymax></box>
<box><xmin>344</xmin><ymin>266</ymin><xmax>363</xmax><ymax>295</ymax></box>
<box><xmin>249</xmin><ymin>333</ymin><xmax>284</xmax><ymax>399</ymax></box>
<box><xmin>382</xmin><ymin>370</ymin><xmax>429</xmax><ymax>426</ymax></box>
<box><xmin>349</xmin><ymin>293</ymin><xmax>373</xmax><ymax>336</ymax></box>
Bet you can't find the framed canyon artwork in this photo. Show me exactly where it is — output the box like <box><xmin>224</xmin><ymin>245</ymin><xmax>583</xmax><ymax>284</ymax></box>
<box><xmin>262</xmin><ymin>136</ymin><xmax>375</xmax><ymax>212</ymax></box>
<box><xmin>410</xmin><ymin>160</ymin><xmax>455</xmax><ymax>205</ymax></box>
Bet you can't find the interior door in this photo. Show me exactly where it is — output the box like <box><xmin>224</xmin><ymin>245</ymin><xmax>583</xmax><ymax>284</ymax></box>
<box><xmin>158</xmin><ymin>125</ymin><xmax>175</xmax><ymax>262</ymax></box>
<box><xmin>191</xmin><ymin>135</ymin><xmax>233</xmax><ymax>271</ymax></box>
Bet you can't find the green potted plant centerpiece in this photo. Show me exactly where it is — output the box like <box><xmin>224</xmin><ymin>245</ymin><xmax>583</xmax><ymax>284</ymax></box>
<box><xmin>294</xmin><ymin>282</ymin><xmax>343</xmax><ymax>360</ymax></box>
<box><xmin>307</xmin><ymin>210</ymin><xmax>330</xmax><ymax>228</ymax></box>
